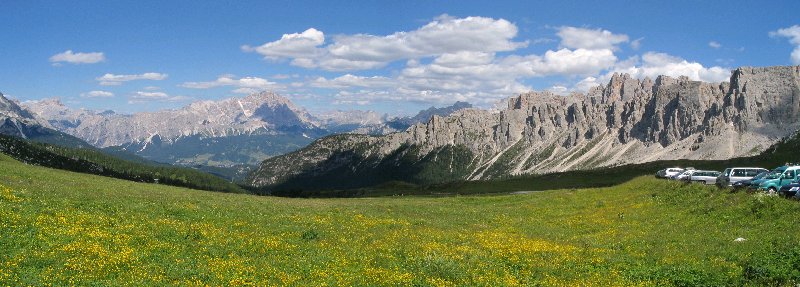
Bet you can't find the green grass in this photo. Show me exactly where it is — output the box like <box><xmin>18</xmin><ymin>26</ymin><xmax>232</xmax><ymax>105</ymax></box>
<box><xmin>2</xmin><ymin>154</ymin><xmax>799</xmax><ymax>286</ymax></box>
<box><xmin>0</xmin><ymin>135</ymin><xmax>245</xmax><ymax>193</ymax></box>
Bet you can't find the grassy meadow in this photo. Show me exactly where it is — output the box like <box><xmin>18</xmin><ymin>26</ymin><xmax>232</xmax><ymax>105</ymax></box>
<box><xmin>1</xmin><ymin>153</ymin><xmax>800</xmax><ymax>286</ymax></box>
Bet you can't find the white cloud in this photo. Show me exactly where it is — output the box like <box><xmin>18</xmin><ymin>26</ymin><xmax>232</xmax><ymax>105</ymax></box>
<box><xmin>245</xmin><ymin>22</ymin><xmax>736</xmax><ymax>107</ymax></box>
<box><xmin>80</xmin><ymin>90</ymin><xmax>114</xmax><ymax>98</ymax></box>
<box><xmin>708</xmin><ymin>41</ymin><xmax>722</xmax><ymax>49</ymax></box>
<box><xmin>332</xmin><ymin>91</ymin><xmax>378</xmax><ymax>106</ymax></box>
<box><xmin>129</xmin><ymin>91</ymin><xmax>189</xmax><ymax>103</ymax></box>
<box><xmin>573</xmin><ymin>76</ymin><xmax>603</xmax><ymax>92</ymax></box>
<box><xmin>245</xmin><ymin>15</ymin><xmax>527</xmax><ymax>71</ymax></box>
<box><xmin>311</xmin><ymin>74</ymin><xmax>394</xmax><ymax>89</ymax></box>
<box><xmin>309</xmin><ymin>46</ymin><xmax>617</xmax><ymax>105</ymax></box>
<box><xmin>97</xmin><ymin>73</ymin><xmax>168</xmax><ymax>86</ymax></box>
<box><xmin>432</xmin><ymin>51</ymin><xmax>495</xmax><ymax>67</ymax></box>
<box><xmin>133</xmin><ymin>91</ymin><xmax>168</xmax><ymax>99</ymax></box>
<box><xmin>271</xmin><ymin>74</ymin><xmax>299</xmax><ymax>79</ymax></box>
<box><xmin>527</xmin><ymin>48</ymin><xmax>617</xmax><ymax>76</ymax></box>
<box><xmin>557</xmin><ymin>27</ymin><xmax>629</xmax><ymax>50</ymax></box>
<box><xmin>181</xmin><ymin>75</ymin><xmax>281</xmax><ymax>93</ymax></box>
<box><xmin>770</xmin><ymin>25</ymin><xmax>800</xmax><ymax>64</ymax></box>
<box><xmin>573</xmin><ymin>52</ymin><xmax>730</xmax><ymax>92</ymax></box>
<box><xmin>242</xmin><ymin>28</ymin><xmax>325</xmax><ymax>59</ymax></box>
<box><xmin>547</xmin><ymin>85</ymin><xmax>569</xmax><ymax>95</ymax></box>
<box><xmin>630</xmin><ymin>37</ymin><xmax>644</xmax><ymax>50</ymax></box>
<box><xmin>49</xmin><ymin>50</ymin><xmax>105</xmax><ymax>65</ymax></box>
<box><xmin>625</xmin><ymin>52</ymin><xmax>730</xmax><ymax>83</ymax></box>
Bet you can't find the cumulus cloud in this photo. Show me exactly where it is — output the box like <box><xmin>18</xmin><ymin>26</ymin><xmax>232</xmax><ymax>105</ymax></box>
<box><xmin>245</xmin><ymin>15</ymin><xmax>526</xmax><ymax>71</ymax></box>
<box><xmin>244</xmin><ymin>19</ymin><xmax>736</xmax><ymax>107</ymax></box>
<box><xmin>80</xmin><ymin>90</ymin><xmax>114</xmax><ymax>98</ymax></box>
<box><xmin>242</xmin><ymin>28</ymin><xmax>325</xmax><ymax>60</ymax></box>
<box><xmin>572</xmin><ymin>52</ymin><xmax>731</xmax><ymax>92</ymax></box>
<box><xmin>309</xmin><ymin>43</ymin><xmax>618</xmax><ymax>104</ymax></box>
<box><xmin>573</xmin><ymin>76</ymin><xmax>603</xmax><ymax>92</ymax></box>
<box><xmin>180</xmin><ymin>75</ymin><xmax>281</xmax><ymax>94</ymax></box>
<box><xmin>97</xmin><ymin>73</ymin><xmax>168</xmax><ymax>86</ymax></box>
<box><xmin>557</xmin><ymin>27</ymin><xmax>629</xmax><ymax>50</ymax></box>
<box><xmin>708</xmin><ymin>41</ymin><xmax>722</xmax><ymax>49</ymax></box>
<box><xmin>49</xmin><ymin>50</ymin><xmax>105</xmax><ymax>65</ymax></box>
<box><xmin>618</xmin><ymin>52</ymin><xmax>730</xmax><ymax>83</ymax></box>
<box><xmin>528</xmin><ymin>48</ymin><xmax>617</xmax><ymax>76</ymax></box>
<box><xmin>391</xmin><ymin>48</ymin><xmax>615</xmax><ymax>98</ymax></box>
<box><xmin>770</xmin><ymin>25</ymin><xmax>800</xmax><ymax>64</ymax></box>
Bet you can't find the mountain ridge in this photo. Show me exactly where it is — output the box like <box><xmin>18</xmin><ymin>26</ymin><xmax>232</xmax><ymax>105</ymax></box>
<box><xmin>25</xmin><ymin>92</ymin><xmax>320</xmax><ymax>148</ymax></box>
<box><xmin>248</xmin><ymin>65</ymin><xmax>800</xmax><ymax>189</ymax></box>
<box><xmin>0</xmin><ymin>93</ymin><xmax>92</xmax><ymax>148</ymax></box>
<box><xmin>24</xmin><ymin>92</ymin><xmax>474</xmax><ymax>166</ymax></box>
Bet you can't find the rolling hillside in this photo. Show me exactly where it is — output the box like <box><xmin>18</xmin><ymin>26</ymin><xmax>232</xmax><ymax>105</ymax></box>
<box><xmin>0</xmin><ymin>135</ymin><xmax>244</xmax><ymax>193</ymax></box>
<box><xmin>1</xmin><ymin>154</ymin><xmax>799</xmax><ymax>286</ymax></box>
<box><xmin>252</xmin><ymin>129</ymin><xmax>800</xmax><ymax>197</ymax></box>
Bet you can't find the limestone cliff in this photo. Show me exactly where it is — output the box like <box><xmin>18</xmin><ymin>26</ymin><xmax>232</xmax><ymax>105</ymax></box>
<box><xmin>248</xmin><ymin>66</ymin><xmax>800</xmax><ymax>189</ymax></box>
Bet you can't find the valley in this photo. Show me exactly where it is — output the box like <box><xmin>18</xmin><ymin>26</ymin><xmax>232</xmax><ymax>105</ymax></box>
<box><xmin>3</xmin><ymin>3</ymin><xmax>800</xmax><ymax>286</ymax></box>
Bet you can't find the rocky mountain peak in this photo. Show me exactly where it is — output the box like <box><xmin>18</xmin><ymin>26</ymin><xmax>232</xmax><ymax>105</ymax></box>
<box><xmin>24</xmin><ymin>91</ymin><xmax>320</xmax><ymax>148</ymax></box>
<box><xmin>249</xmin><ymin>65</ymin><xmax>800</xmax><ymax>189</ymax></box>
<box><xmin>0</xmin><ymin>93</ymin><xmax>35</xmax><ymax>120</ymax></box>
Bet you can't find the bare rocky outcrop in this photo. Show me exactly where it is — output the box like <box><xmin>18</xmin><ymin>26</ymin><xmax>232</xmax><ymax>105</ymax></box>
<box><xmin>0</xmin><ymin>93</ymin><xmax>54</xmax><ymax>138</ymax></box>
<box><xmin>249</xmin><ymin>65</ymin><xmax>800</xmax><ymax>188</ymax></box>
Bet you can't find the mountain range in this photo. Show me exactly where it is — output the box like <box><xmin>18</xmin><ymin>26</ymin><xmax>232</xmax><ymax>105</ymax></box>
<box><xmin>247</xmin><ymin>65</ymin><xmax>800</xmax><ymax>191</ymax></box>
<box><xmin>6</xmin><ymin>65</ymin><xmax>798</xmax><ymax>192</ymax></box>
<box><xmin>19</xmin><ymin>92</ymin><xmax>473</xmax><ymax>168</ymax></box>
<box><xmin>0</xmin><ymin>93</ymin><xmax>91</xmax><ymax>148</ymax></box>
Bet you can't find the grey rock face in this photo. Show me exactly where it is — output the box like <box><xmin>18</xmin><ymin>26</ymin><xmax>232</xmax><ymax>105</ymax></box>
<box><xmin>0</xmin><ymin>93</ymin><xmax>52</xmax><ymax>138</ymax></box>
<box><xmin>249</xmin><ymin>65</ymin><xmax>800</xmax><ymax>188</ymax></box>
<box><xmin>25</xmin><ymin>92</ymin><xmax>320</xmax><ymax>148</ymax></box>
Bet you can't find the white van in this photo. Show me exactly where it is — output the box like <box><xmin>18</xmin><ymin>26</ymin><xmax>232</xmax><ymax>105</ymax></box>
<box><xmin>716</xmin><ymin>167</ymin><xmax>769</xmax><ymax>187</ymax></box>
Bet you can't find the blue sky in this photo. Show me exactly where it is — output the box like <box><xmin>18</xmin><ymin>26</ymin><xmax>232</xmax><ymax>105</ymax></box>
<box><xmin>1</xmin><ymin>0</ymin><xmax>798</xmax><ymax>115</ymax></box>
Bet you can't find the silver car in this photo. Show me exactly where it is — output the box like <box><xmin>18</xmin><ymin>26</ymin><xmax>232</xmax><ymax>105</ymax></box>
<box><xmin>687</xmin><ymin>170</ymin><xmax>722</xmax><ymax>184</ymax></box>
<box><xmin>674</xmin><ymin>170</ymin><xmax>696</xmax><ymax>181</ymax></box>
<box><xmin>664</xmin><ymin>168</ymin><xmax>685</xmax><ymax>179</ymax></box>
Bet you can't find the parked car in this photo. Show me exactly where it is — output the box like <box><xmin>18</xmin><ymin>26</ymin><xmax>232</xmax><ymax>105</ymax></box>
<box><xmin>758</xmin><ymin>165</ymin><xmax>800</xmax><ymax>194</ymax></box>
<box><xmin>732</xmin><ymin>171</ymin><xmax>769</xmax><ymax>190</ymax></box>
<box><xmin>674</xmin><ymin>170</ymin><xmax>696</xmax><ymax>181</ymax></box>
<box><xmin>778</xmin><ymin>180</ymin><xmax>800</xmax><ymax>198</ymax></box>
<box><xmin>687</xmin><ymin>171</ymin><xmax>721</xmax><ymax>184</ymax></box>
<box><xmin>662</xmin><ymin>168</ymin><xmax>685</xmax><ymax>179</ymax></box>
<box><xmin>750</xmin><ymin>171</ymin><xmax>781</xmax><ymax>190</ymax></box>
<box><xmin>716</xmin><ymin>167</ymin><xmax>769</xmax><ymax>187</ymax></box>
